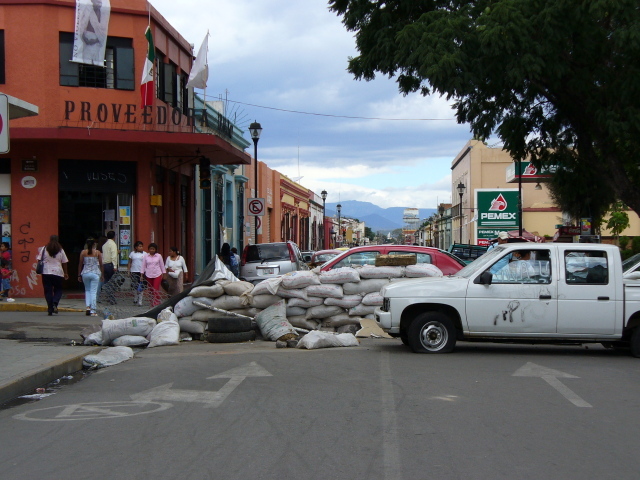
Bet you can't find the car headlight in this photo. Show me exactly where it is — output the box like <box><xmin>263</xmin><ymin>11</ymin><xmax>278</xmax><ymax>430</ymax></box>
<box><xmin>382</xmin><ymin>298</ymin><xmax>390</xmax><ymax>312</ymax></box>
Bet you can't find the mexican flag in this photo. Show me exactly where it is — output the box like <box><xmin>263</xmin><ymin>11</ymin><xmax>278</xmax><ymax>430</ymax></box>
<box><xmin>140</xmin><ymin>26</ymin><xmax>155</xmax><ymax>108</ymax></box>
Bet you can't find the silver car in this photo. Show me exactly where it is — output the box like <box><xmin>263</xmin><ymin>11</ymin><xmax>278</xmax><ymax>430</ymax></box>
<box><xmin>240</xmin><ymin>241</ymin><xmax>309</xmax><ymax>284</ymax></box>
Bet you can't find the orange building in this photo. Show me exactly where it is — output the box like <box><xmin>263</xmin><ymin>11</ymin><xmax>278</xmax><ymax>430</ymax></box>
<box><xmin>0</xmin><ymin>0</ymin><xmax>250</xmax><ymax>297</ymax></box>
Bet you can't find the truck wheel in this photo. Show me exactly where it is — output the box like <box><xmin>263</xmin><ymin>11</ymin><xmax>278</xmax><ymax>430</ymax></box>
<box><xmin>408</xmin><ymin>312</ymin><xmax>456</xmax><ymax>354</ymax></box>
<box><xmin>400</xmin><ymin>330</ymin><xmax>409</xmax><ymax>346</ymax></box>
<box><xmin>630</xmin><ymin>328</ymin><xmax>640</xmax><ymax>358</ymax></box>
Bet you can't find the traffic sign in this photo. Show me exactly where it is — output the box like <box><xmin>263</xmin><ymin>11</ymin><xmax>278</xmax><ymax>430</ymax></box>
<box><xmin>0</xmin><ymin>94</ymin><xmax>9</xmax><ymax>154</ymax></box>
<box><xmin>248</xmin><ymin>198</ymin><xmax>265</xmax><ymax>216</ymax></box>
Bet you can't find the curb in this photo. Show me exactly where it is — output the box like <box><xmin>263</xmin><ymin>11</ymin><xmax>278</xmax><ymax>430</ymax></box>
<box><xmin>0</xmin><ymin>303</ymin><xmax>84</xmax><ymax>313</ymax></box>
<box><xmin>0</xmin><ymin>346</ymin><xmax>103</xmax><ymax>405</ymax></box>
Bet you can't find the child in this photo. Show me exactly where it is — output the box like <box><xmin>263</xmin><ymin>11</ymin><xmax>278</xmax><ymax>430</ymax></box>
<box><xmin>127</xmin><ymin>241</ymin><xmax>146</xmax><ymax>305</ymax></box>
<box><xmin>0</xmin><ymin>258</ymin><xmax>12</xmax><ymax>301</ymax></box>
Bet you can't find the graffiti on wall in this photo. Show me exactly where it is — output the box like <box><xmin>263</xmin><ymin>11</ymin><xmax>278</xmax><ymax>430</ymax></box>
<box><xmin>17</xmin><ymin>222</ymin><xmax>39</xmax><ymax>293</ymax></box>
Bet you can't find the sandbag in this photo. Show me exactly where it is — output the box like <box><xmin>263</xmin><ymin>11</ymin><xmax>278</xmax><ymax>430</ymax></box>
<box><xmin>211</xmin><ymin>295</ymin><xmax>245</xmax><ymax>310</ymax></box>
<box><xmin>254</xmin><ymin>300</ymin><xmax>297</xmax><ymax>341</ymax></box>
<box><xmin>147</xmin><ymin>317</ymin><xmax>180</xmax><ymax>348</ymax></box>
<box><xmin>112</xmin><ymin>335</ymin><xmax>150</xmax><ymax>347</ymax></box>
<box><xmin>337</xmin><ymin>324</ymin><xmax>359</xmax><ymax>335</ymax></box>
<box><xmin>287</xmin><ymin>315</ymin><xmax>320</xmax><ymax>330</ymax></box>
<box><xmin>305</xmin><ymin>305</ymin><xmax>345</xmax><ymax>320</ymax></box>
<box><xmin>192</xmin><ymin>308</ymin><xmax>229</xmax><ymax>321</ymax></box>
<box><xmin>83</xmin><ymin>346</ymin><xmax>134</xmax><ymax>369</ymax></box>
<box><xmin>101</xmin><ymin>317</ymin><xmax>156</xmax><ymax>346</ymax></box>
<box><xmin>189</xmin><ymin>284</ymin><xmax>225</xmax><ymax>298</ymax></box>
<box><xmin>157</xmin><ymin>307</ymin><xmax>177</xmax><ymax>323</ymax></box>
<box><xmin>281</xmin><ymin>271</ymin><xmax>321</xmax><ymax>289</ymax></box>
<box><xmin>249</xmin><ymin>294</ymin><xmax>282</xmax><ymax>309</ymax></box>
<box><xmin>229</xmin><ymin>308</ymin><xmax>262</xmax><ymax>317</ymax></box>
<box><xmin>174</xmin><ymin>296</ymin><xmax>199</xmax><ymax>318</ymax></box>
<box><xmin>178</xmin><ymin>317</ymin><xmax>207</xmax><ymax>334</ymax></box>
<box><xmin>296</xmin><ymin>331</ymin><xmax>359</xmax><ymax>349</ymax></box>
<box><xmin>287</xmin><ymin>297</ymin><xmax>324</xmax><ymax>308</ymax></box>
<box><xmin>343</xmin><ymin>279</ymin><xmax>390</xmax><ymax>295</ymax></box>
<box><xmin>321</xmin><ymin>313</ymin><xmax>362</xmax><ymax>328</ymax></box>
<box><xmin>405</xmin><ymin>263</ymin><xmax>444</xmax><ymax>278</ymax></box>
<box><xmin>349</xmin><ymin>304</ymin><xmax>377</xmax><ymax>316</ymax></box>
<box><xmin>357</xmin><ymin>265</ymin><xmax>404</xmax><ymax>279</ymax></box>
<box><xmin>361</xmin><ymin>292</ymin><xmax>384</xmax><ymax>306</ymax></box>
<box><xmin>324</xmin><ymin>295</ymin><xmax>363</xmax><ymax>308</ymax></box>
<box><xmin>286</xmin><ymin>306</ymin><xmax>307</xmax><ymax>317</ymax></box>
<box><xmin>277</xmin><ymin>286</ymin><xmax>309</xmax><ymax>301</ymax></box>
<box><xmin>251</xmin><ymin>277</ymin><xmax>282</xmax><ymax>295</ymax></box>
<box><xmin>319</xmin><ymin>267</ymin><xmax>360</xmax><ymax>284</ymax></box>
<box><xmin>83</xmin><ymin>330</ymin><xmax>103</xmax><ymax>346</ymax></box>
<box><xmin>305</xmin><ymin>284</ymin><xmax>344</xmax><ymax>299</ymax></box>
<box><xmin>223</xmin><ymin>280</ymin><xmax>254</xmax><ymax>297</ymax></box>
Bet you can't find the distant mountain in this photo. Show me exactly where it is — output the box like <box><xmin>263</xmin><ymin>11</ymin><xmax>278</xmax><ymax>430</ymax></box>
<box><xmin>325</xmin><ymin>201</ymin><xmax>436</xmax><ymax>233</ymax></box>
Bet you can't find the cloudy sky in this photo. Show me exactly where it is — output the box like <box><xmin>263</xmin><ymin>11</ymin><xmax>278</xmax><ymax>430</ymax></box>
<box><xmin>151</xmin><ymin>0</ymin><xmax>475</xmax><ymax>209</ymax></box>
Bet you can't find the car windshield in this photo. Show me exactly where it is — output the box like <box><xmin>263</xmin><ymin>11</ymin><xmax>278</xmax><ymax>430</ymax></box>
<box><xmin>315</xmin><ymin>253</ymin><xmax>337</xmax><ymax>263</ymax></box>
<box><xmin>246</xmin><ymin>243</ymin><xmax>289</xmax><ymax>262</ymax></box>
<box><xmin>454</xmin><ymin>246</ymin><xmax>504</xmax><ymax>278</ymax></box>
<box><xmin>622</xmin><ymin>253</ymin><xmax>640</xmax><ymax>273</ymax></box>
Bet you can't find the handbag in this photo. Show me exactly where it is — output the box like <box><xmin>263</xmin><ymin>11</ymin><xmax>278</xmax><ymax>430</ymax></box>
<box><xmin>36</xmin><ymin>246</ymin><xmax>46</xmax><ymax>274</ymax></box>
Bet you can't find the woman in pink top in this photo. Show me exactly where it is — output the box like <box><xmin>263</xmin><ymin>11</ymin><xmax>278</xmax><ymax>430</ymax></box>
<box><xmin>141</xmin><ymin>242</ymin><xmax>166</xmax><ymax>307</ymax></box>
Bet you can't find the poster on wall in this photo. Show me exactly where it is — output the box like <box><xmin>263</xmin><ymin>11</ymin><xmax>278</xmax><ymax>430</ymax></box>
<box><xmin>119</xmin><ymin>226</ymin><xmax>131</xmax><ymax>246</ymax></box>
<box><xmin>119</xmin><ymin>246</ymin><xmax>130</xmax><ymax>266</ymax></box>
<box><xmin>2</xmin><ymin>223</ymin><xmax>9</xmax><ymax>245</ymax></box>
<box><xmin>119</xmin><ymin>207</ymin><xmax>130</xmax><ymax>225</ymax></box>
<box><xmin>71</xmin><ymin>0</ymin><xmax>111</xmax><ymax>67</ymax></box>
<box><xmin>475</xmin><ymin>189</ymin><xmax>520</xmax><ymax>246</ymax></box>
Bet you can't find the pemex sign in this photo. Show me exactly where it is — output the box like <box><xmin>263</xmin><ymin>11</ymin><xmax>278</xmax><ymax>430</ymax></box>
<box><xmin>475</xmin><ymin>189</ymin><xmax>519</xmax><ymax>246</ymax></box>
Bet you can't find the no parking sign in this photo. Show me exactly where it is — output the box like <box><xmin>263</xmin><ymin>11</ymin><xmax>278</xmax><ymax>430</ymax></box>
<box><xmin>248</xmin><ymin>198</ymin><xmax>265</xmax><ymax>216</ymax></box>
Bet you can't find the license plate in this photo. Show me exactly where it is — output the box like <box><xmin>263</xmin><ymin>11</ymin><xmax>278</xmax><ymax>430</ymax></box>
<box><xmin>261</xmin><ymin>268</ymin><xmax>274</xmax><ymax>275</ymax></box>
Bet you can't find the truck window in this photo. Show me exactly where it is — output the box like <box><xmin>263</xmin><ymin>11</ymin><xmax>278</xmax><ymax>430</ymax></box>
<box><xmin>491</xmin><ymin>249</ymin><xmax>552</xmax><ymax>284</ymax></box>
<box><xmin>565</xmin><ymin>251</ymin><xmax>608</xmax><ymax>285</ymax></box>
<box><xmin>333</xmin><ymin>251</ymin><xmax>379</xmax><ymax>268</ymax></box>
<box><xmin>389</xmin><ymin>251</ymin><xmax>432</xmax><ymax>264</ymax></box>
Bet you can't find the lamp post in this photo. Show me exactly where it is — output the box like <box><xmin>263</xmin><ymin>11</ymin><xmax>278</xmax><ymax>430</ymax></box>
<box><xmin>321</xmin><ymin>190</ymin><xmax>327</xmax><ymax>249</ymax></box>
<box><xmin>457</xmin><ymin>181</ymin><xmax>466</xmax><ymax>244</ymax></box>
<box><xmin>336</xmin><ymin>203</ymin><xmax>342</xmax><ymax>247</ymax></box>
<box><xmin>517</xmin><ymin>158</ymin><xmax>523</xmax><ymax>236</ymax></box>
<box><xmin>438</xmin><ymin>204</ymin><xmax>445</xmax><ymax>249</ymax></box>
<box><xmin>249</xmin><ymin>121</ymin><xmax>262</xmax><ymax>243</ymax></box>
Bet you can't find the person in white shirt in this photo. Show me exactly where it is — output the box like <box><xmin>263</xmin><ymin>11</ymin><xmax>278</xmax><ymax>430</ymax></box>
<box><xmin>127</xmin><ymin>241</ymin><xmax>146</xmax><ymax>305</ymax></box>
<box><xmin>165</xmin><ymin>246</ymin><xmax>188</xmax><ymax>296</ymax></box>
<box><xmin>101</xmin><ymin>230</ymin><xmax>119</xmax><ymax>304</ymax></box>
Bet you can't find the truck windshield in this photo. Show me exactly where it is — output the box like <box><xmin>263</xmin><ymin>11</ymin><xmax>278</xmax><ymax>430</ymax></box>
<box><xmin>622</xmin><ymin>253</ymin><xmax>640</xmax><ymax>273</ymax></box>
<box><xmin>454</xmin><ymin>246</ymin><xmax>505</xmax><ymax>278</ymax></box>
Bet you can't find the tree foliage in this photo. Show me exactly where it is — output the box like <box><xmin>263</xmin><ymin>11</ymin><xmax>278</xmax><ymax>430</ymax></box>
<box><xmin>329</xmin><ymin>0</ymin><xmax>640</xmax><ymax>216</ymax></box>
<box><xmin>606</xmin><ymin>202</ymin><xmax>630</xmax><ymax>243</ymax></box>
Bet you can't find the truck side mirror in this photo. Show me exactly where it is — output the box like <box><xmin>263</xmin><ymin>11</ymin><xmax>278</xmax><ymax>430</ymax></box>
<box><xmin>474</xmin><ymin>271</ymin><xmax>493</xmax><ymax>285</ymax></box>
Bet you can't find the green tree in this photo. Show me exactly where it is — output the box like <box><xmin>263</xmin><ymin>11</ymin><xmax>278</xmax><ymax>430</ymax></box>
<box><xmin>606</xmin><ymin>202</ymin><xmax>630</xmax><ymax>245</ymax></box>
<box><xmin>329</xmin><ymin>0</ymin><xmax>640</xmax><ymax>216</ymax></box>
<box><xmin>364</xmin><ymin>226</ymin><xmax>375</xmax><ymax>242</ymax></box>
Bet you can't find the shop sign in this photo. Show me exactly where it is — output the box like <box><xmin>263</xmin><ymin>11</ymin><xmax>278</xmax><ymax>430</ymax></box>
<box><xmin>64</xmin><ymin>100</ymin><xmax>196</xmax><ymax>128</ymax></box>
<box><xmin>59</xmin><ymin>160</ymin><xmax>136</xmax><ymax>194</ymax></box>
<box><xmin>559</xmin><ymin>226</ymin><xmax>581</xmax><ymax>236</ymax></box>
<box><xmin>506</xmin><ymin>161</ymin><xmax>556</xmax><ymax>183</ymax></box>
<box><xmin>475</xmin><ymin>189</ymin><xmax>519</xmax><ymax>246</ymax></box>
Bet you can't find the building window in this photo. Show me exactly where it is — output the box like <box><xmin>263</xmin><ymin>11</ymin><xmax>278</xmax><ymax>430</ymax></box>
<box><xmin>155</xmin><ymin>50</ymin><xmax>165</xmax><ymax>100</ymax></box>
<box><xmin>0</xmin><ymin>30</ymin><xmax>5</xmax><ymax>84</ymax></box>
<box><xmin>59</xmin><ymin>32</ymin><xmax>134</xmax><ymax>90</ymax></box>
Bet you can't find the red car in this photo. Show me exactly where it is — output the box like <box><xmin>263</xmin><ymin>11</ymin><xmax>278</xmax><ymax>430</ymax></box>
<box><xmin>319</xmin><ymin>245</ymin><xmax>466</xmax><ymax>276</ymax></box>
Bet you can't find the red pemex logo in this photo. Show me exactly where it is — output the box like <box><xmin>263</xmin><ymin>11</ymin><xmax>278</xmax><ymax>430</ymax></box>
<box><xmin>523</xmin><ymin>162</ymin><xmax>537</xmax><ymax>175</ymax></box>
<box><xmin>489</xmin><ymin>193</ymin><xmax>508</xmax><ymax>211</ymax></box>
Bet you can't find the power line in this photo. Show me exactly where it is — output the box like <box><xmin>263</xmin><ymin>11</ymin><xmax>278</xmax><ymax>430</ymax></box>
<box><xmin>225</xmin><ymin>98</ymin><xmax>456</xmax><ymax>121</ymax></box>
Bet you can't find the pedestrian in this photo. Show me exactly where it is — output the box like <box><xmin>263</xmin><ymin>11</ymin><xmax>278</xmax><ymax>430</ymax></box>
<box><xmin>78</xmin><ymin>237</ymin><xmax>103</xmax><ymax>317</ymax></box>
<box><xmin>141</xmin><ymin>242</ymin><xmax>166</xmax><ymax>307</ymax></box>
<box><xmin>0</xmin><ymin>258</ymin><xmax>12</xmax><ymax>302</ymax></box>
<box><xmin>37</xmin><ymin>235</ymin><xmax>70</xmax><ymax>316</ymax></box>
<box><xmin>101</xmin><ymin>230</ymin><xmax>118</xmax><ymax>304</ymax></box>
<box><xmin>165</xmin><ymin>246</ymin><xmax>188</xmax><ymax>296</ymax></box>
<box><xmin>127</xmin><ymin>240</ymin><xmax>146</xmax><ymax>305</ymax></box>
<box><xmin>219</xmin><ymin>242</ymin><xmax>239</xmax><ymax>277</ymax></box>
<box><xmin>0</xmin><ymin>241</ymin><xmax>11</xmax><ymax>266</ymax></box>
<box><xmin>231</xmin><ymin>247</ymin><xmax>241</xmax><ymax>269</ymax></box>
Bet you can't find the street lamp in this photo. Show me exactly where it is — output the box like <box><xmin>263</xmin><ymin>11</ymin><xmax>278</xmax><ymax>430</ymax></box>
<box><xmin>249</xmin><ymin>121</ymin><xmax>262</xmax><ymax>243</ymax></box>
<box><xmin>321</xmin><ymin>190</ymin><xmax>327</xmax><ymax>248</ymax></box>
<box><xmin>336</xmin><ymin>203</ymin><xmax>342</xmax><ymax>247</ymax></box>
<box><xmin>457</xmin><ymin>181</ymin><xmax>466</xmax><ymax>244</ymax></box>
<box><xmin>438</xmin><ymin>204</ymin><xmax>445</xmax><ymax>249</ymax></box>
<box><xmin>517</xmin><ymin>158</ymin><xmax>523</xmax><ymax>236</ymax></box>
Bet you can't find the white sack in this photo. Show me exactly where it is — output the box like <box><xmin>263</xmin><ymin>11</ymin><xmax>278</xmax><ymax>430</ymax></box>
<box><xmin>287</xmin><ymin>297</ymin><xmax>324</xmax><ymax>308</ymax></box>
<box><xmin>321</xmin><ymin>313</ymin><xmax>362</xmax><ymax>328</ymax></box>
<box><xmin>319</xmin><ymin>267</ymin><xmax>360</xmax><ymax>284</ymax></box>
<box><xmin>286</xmin><ymin>306</ymin><xmax>307</xmax><ymax>317</ymax></box>
<box><xmin>212</xmin><ymin>295</ymin><xmax>245</xmax><ymax>310</ymax></box>
<box><xmin>343</xmin><ymin>279</ymin><xmax>390</xmax><ymax>295</ymax></box>
<box><xmin>174</xmin><ymin>296</ymin><xmax>200</xmax><ymax>318</ymax></box>
<box><xmin>147</xmin><ymin>316</ymin><xmax>180</xmax><ymax>348</ymax></box>
<box><xmin>101</xmin><ymin>317</ymin><xmax>156</xmax><ymax>346</ymax></box>
<box><xmin>112</xmin><ymin>335</ymin><xmax>150</xmax><ymax>347</ymax></box>
<box><xmin>296</xmin><ymin>331</ymin><xmax>359</xmax><ymax>349</ymax></box>
<box><xmin>157</xmin><ymin>307</ymin><xmax>177</xmax><ymax>323</ymax></box>
<box><xmin>223</xmin><ymin>280</ymin><xmax>254</xmax><ymax>297</ymax></box>
<box><xmin>192</xmin><ymin>308</ymin><xmax>228</xmax><ymax>321</ymax></box>
<box><xmin>361</xmin><ymin>292</ymin><xmax>384</xmax><ymax>306</ymax></box>
<box><xmin>83</xmin><ymin>346</ymin><xmax>134</xmax><ymax>369</ymax></box>
<box><xmin>305</xmin><ymin>284</ymin><xmax>344</xmax><ymax>299</ymax></box>
<box><xmin>251</xmin><ymin>277</ymin><xmax>283</xmax><ymax>295</ymax></box>
<box><xmin>349</xmin><ymin>304</ymin><xmax>377</xmax><ymax>316</ymax></box>
<box><xmin>249</xmin><ymin>294</ymin><xmax>282</xmax><ymax>309</ymax></box>
<box><xmin>357</xmin><ymin>265</ymin><xmax>404</xmax><ymax>279</ymax></box>
<box><xmin>189</xmin><ymin>284</ymin><xmax>225</xmax><ymax>298</ymax></box>
<box><xmin>254</xmin><ymin>300</ymin><xmax>297</xmax><ymax>341</ymax></box>
<box><xmin>405</xmin><ymin>263</ymin><xmax>444</xmax><ymax>278</ymax></box>
<box><xmin>229</xmin><ymin>308</ymin><xmax>262</xmax><ymax>317</ymax></box>
<box><xmin>287</xmin><ymin>315</ymin><xmax>320</xmax><ymax>330</ymax></box>
<box><xmin>277</xmin><ymin>286</ymin><xmax>309</xmax><ymax>301</ymax></box>
<box><xmin>83</xmin><ymin>330</ymin><xmax>103</xmax><ymax>346</ymax></box>
<box><xmin>178</xmin><ymin>317</ymin><xmax>207</xmax><ymax>334</ymax></box>
<box><xmin>281</xmin><ymin>271</ymin><xmax>321</xmax><ymax>289</ymax></box>
<box><xmin>324</xmin><ymin>295</ymin><xmax>363</xmax><ymax>308</ymax></box>
<box><xmin>305</xmin><ymin>305</ymin><xmax>345</xmax><ymax>320</ymax></box>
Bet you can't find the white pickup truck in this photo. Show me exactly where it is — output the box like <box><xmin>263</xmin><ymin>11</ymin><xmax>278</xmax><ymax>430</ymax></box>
<box><xmin>374</xmin><ymin>243</ymin><xmax>640</xmax><ymax>356</ymax></box>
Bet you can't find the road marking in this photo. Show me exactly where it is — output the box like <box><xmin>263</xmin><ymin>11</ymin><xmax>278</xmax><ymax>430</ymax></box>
<box><xmin>513</xmin><ymin>362</ymin><xmax>592</xmax><ymax>408</ymax></box>
<box><xmin>132</xmin><ymin>362</ymin><xmax>272</xmax><ymax>408</ymax></box>
<box><xmin>380</xmin><ymin>352</ymin><xmax>401</xmax><ymax>479</ymax></box>
<box><xmin>13</xmin><ymin>401</ymin><xmax>173</xmax><ymax>422</ymax></box>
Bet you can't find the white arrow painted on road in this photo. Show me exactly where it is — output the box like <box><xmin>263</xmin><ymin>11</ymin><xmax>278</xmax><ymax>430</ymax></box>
<box><xmin>513</xmin><ymin>362</ymin><xmax>592</xmax><ymax>408</ymax></box>
<box><xmin>131</xmin><ymin>362</ymin><xmax>272</xmax><ymax>408</ymax></box>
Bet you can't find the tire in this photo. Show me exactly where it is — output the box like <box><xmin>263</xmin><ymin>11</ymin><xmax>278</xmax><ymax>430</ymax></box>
<box><xmin>407</xmin><ymin>312</ymin><xmax>456</xmax><ymax>354</ymax></box>
<box><xmin>208</xmin><ymin>316</ymin><xmax>253</xmax><ymax>333</ymax></box>
<box><xmin>400</xmin><ymin>330</ymin><xmax>409</xmax><ymax>346</ymax></box>
<box><xmin>630</xmin><ymin>328</ymin><xmax>640</xmax><ymax>358</ymax></box>
<box><xmin>207</xmin><ymin>331</ymin><xmax>257</xmax><ymax>343</ymax></box>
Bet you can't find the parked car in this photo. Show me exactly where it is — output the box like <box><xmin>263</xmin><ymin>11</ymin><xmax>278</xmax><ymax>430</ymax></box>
<box><xmin>319</xmin><ymin>245</ymin><xmax>466</xmax><ymax>276</ymax></box>
<box><xmin>309</xmin><ymin>249</ymin><xmax>342</xmax><ymax>268</ymax></box>
<box><xmin>448</xmin><ymin>244</ymin><xmax>488</xmax><ymax>264</ymax></box>
<box><xmin>240</xmin><ymin>241</ymin><xmax>308</xmax><ymax>285</ymax></box>
<box><xmin>301</xmin><ymin>251</ymin><xmax>315</xmax><ymax>263</ymax></box>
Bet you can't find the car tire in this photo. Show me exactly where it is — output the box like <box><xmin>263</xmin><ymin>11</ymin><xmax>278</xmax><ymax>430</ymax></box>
<box><xmin>208</xmin><ymin>317</ymin><xmax>253</xmax><ymax>334</ymax></box>
<box><xmin>400</xmin><ymin>330</ymin><xmax>409</xmax><ymax>346</ymax></box>
<box><xmin>206</xmin><ymin>331</ymin><xmax>257</xmax><ymax>343</ymax></box>
<box><xmin>630</xmin><ymin>328</ymin><xmax>640</xmax><ymax>358</ymax></box>
<box><xmin>407</xmin><ymin>312</ymin><xmax>456</xmax><ymax>354</ymax></box>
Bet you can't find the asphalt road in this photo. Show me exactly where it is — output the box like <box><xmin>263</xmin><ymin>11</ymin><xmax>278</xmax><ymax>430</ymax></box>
<box><xmin>1</xmin><ymin>339</ymin><xmax>639</xmax><ymax>480</ymax></box>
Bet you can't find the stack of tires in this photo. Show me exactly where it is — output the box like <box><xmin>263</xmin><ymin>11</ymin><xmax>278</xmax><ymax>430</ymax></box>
<box><xmin>206</xmin><ymin>317</ymin><xmax>256</xmax><ymax>343</ymax></box>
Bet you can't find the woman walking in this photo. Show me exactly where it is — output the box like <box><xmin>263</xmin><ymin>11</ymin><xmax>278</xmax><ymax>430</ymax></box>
<box><xmin>141</xmin><ymin>243</ymin><xmax>166</xmax><ymax>307</ymax></box>
<box><xmin>165</xmin><ymin>246</ymin><xmax>188</xmax><ymax>296</ymax></box>
<box><xmin>127</xmin><ymin>240</ymin><xmax>146</xmax><ymax>305</ymax></box>
<box><xmin>78</xmin><ymin>237</ymin><xmax>103</xmax><ymax>316</ymax></box>
<box><xmin>37</xmin><ymin>235</ymin><xmax>69</xmax><ymax>316</ymax></box>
